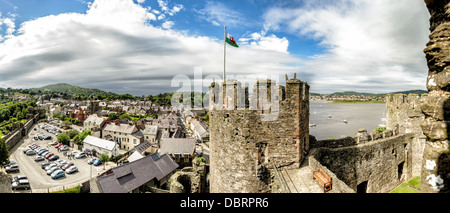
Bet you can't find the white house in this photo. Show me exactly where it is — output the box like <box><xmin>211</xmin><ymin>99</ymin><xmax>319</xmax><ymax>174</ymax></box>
<box><xmin>83</xmin><ymin>135</ymin><xmax>118</xmax><ymax>157</ymax></box>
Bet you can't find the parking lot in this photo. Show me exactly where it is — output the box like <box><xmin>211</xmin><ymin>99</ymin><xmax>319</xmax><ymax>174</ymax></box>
<box><xmin>6</xmin><ymin>121</ymin><xmax>115</xmax><ymax>193</ymax></box>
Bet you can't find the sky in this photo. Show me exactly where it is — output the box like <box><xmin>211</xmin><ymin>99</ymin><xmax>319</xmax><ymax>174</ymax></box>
<box><xmin>0</xmin><ymin>0</ymin><xmax>431</xmax><ymax>96</ymax></box>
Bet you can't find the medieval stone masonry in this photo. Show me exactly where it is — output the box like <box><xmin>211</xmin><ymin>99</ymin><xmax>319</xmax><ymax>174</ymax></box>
<box><xmin>420</xmin><ymin>0</ymin><xmax>450</xmax><ymax>193</ymax></box>
<box><xmin>208</xmin><ymin>76</ymin><xmax>309</xmax><ymax>193</ymax></box>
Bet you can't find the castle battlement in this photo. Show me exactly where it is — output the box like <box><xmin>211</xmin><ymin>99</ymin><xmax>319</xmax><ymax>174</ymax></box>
<box><xmin>208</xmin><ymin>74</ymin><xmax>310</xmax><ymax>193</ymax></box>
<box><xmin>208</xmin><ymin>75</ymin><xmax>309</xmax><ymax>113</ymax></box>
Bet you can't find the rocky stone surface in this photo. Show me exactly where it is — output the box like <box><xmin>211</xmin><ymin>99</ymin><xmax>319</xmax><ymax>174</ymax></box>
<box><xmin>421</xmin><ymin>0</ymin><xmax>450</xmax><ymax>193</ymax></box>
<box><xmin>208</xmin><ymin>78</ymin><xmax>310</xmax><ymax>193</ymax></box>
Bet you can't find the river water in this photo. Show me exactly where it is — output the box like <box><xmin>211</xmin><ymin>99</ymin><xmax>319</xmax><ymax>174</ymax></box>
<box><xmin>309</xmin><ymin>101</ymin><xmax>386</xmax><ymax>140</ymax></box>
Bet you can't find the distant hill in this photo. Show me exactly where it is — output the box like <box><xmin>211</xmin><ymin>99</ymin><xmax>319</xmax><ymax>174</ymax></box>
<box><xmin>388</xmin><ymin>90</ymin><xmax>428</xmax><ymax>95</ymax></box>
<box><xmin>332</xmin><ymin>91</ymin><xmax>378</xmax><ymax>96</ymax></box>
<box><xmin>312</xmin><ymin>90</ymin><xmax>428</xmax><ymax>96</ymax></box>
<box><xmin>31</xmin><ymin>83</ymin><xmax>118</xmax><ymax>97</ymax></box>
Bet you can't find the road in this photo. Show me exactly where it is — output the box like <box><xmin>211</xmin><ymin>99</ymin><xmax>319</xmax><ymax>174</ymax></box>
<box><xmin>6</xmin><ymin>121</ymin><xmax>115</xmax><ymax>193</ymax></box>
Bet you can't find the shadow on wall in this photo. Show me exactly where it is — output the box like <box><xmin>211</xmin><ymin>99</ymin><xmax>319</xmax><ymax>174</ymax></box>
<box><xmin>439</xmin><ymin>98</ymin><xmax>450</xmax><ymax>193</ymax></box>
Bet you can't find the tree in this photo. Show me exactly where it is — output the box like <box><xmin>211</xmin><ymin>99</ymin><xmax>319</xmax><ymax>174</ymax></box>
<box><xmin>74</xmin><ymin>130</ymin><xmax>91</xmax><ymax>146</ymax></box>
<box><xmin>62</xmin><ymin>120</ymin><xmax>72</xmax><ymax>127</ymax></box>
<box><xmin>0</xmin><ymin>138</ymin><xmax>10</xmax><ymax>167</ymax></box>
<box><xmin>119</xmin><ymin>113</ymin><xmax>130</xmax><ymax>120</ymax></box>
<box><xmin>57</xmin><ymin>133</ymin><xmax>71</xmax><ymax>145</ymax></box>
<box><xmin>66</xmin><ymin>130</ymin><xmax>80</xmax><ymax>139</ymax></box>
<box><xmin>99</xmin><ymin>153</ymin><xmax>109</xmax><ymax>170</ymax></box>
<box><xmin>108</xmin><ymin>112</ymin><xmax>119</xmax><ymax>121</ymax></box>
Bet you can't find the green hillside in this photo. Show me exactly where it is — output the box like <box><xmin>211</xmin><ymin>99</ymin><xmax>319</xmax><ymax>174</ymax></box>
<box><xmin>32</xmin><ymin>83</ymin><xmax>113</xmax><ymax>96</ymax></box>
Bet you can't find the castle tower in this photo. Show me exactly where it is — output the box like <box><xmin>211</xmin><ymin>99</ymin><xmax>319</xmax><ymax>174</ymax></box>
<box><xmin>208</xmin><ymin>76</ymin><xmax>310</xmax><ymax>193</ymax></box>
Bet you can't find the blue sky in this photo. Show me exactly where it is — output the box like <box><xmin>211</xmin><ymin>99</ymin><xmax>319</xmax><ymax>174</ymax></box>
<box><xmin>0</xmin><ymin>0</ymin><xmax>431</xmax><ymax>95</ymax></box>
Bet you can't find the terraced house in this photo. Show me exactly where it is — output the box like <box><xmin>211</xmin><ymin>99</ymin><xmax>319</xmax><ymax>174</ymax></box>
<box><xmin>102</xmin><ymin>120</ymin><xmax>144</xmax><ymax>151</ymax></box>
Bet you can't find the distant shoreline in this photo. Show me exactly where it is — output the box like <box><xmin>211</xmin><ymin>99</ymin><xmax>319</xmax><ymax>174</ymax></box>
<box><xmin>331</xmin><ymin>100</ymin><xmax>385</xmax><ymax>104</ymax></box>
<box><xmin>311</xmin><ymin>100</ymin><xmax>385</xmax><ymax>104</ymax></box>
<box><xmin>331</xmin><ymin>100</ymin><xmax>386</xmax><ymax>104</ymax></box>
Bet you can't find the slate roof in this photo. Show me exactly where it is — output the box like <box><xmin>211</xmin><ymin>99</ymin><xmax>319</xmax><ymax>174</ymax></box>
<box><xmin>84</xmin><ymin>115</ymin><xmax>105</xmax><ymax>126</ymax></box>
<box><xmin>103</xmin><ymin>123</ymin><xmax>137</xmax><ymax>134</ymax></box>
<box><xmin>159</xmin><ymin>138</ymin><xmax>195</xmax><ymax>155</ymax></box>
<box><xmin>83</xmin><ymin>136</ymin><xmax>116</xmax><ymax>151</ymax></box>
<box><xmin>97</xmin><ymin>153</ymin><xmax>178</xmax><ymax>193</ymax></box>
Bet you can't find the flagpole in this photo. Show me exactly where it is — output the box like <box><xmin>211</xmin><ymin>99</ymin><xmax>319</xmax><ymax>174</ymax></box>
<box><xmin>224</xmin><ymin>25</ymin><xmax>226</xmax><ymax>83</ymax></box>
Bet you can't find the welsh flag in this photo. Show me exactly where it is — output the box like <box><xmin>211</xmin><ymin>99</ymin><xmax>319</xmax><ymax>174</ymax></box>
<box><xmin>226</xmin><ymin>33</ymin><xmax>239</xmax><ymax>48</ymax></box>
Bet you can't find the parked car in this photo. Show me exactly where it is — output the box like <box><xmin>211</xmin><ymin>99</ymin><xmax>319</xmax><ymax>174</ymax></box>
<box><xmin>48</xmin><ymin>155</ymin><xmax>60</xmax><ymax>161</ymax></box>
<box><xmin>61</xmin><ymin>162</ymin><xmax>74</xmax><ymax>170</ymax></box>
<box><xmin>26</xmin><ymin>150</ymin><xmax>36</xmax><ymax>156</ymax></box>
<box><xmin>47</xmin><ymin>167</ymin><xmax>61</xmax><ymax>175</ymax></box>
<box><xmin>75</xmin><ymin>152</ymin><xmax>86</xmax><ymax>159</ymax></box>
<box><xmin>10</xmin><ymin>175</ymin><xmax>27</xmax><ymax>183</ymax></box>
<box><xmin>93</xmin><ymin>158</ymin><xmax>102</xmax><ymax>166</ymax></box>
<box><xmin>65</xmin><ymin>166</ymin><xmax>78</xmax><ymax>174</ymax></box>
<box><xmin>55</xmin><ymin>159</ymin><xmax>67</xmax><ymax>167</ymax></box>
<box><xmin>44</xmin><ymin>135</ymin><xmax>52</xmax><ymax>140</ymax></box>
<box><xmin>87</xmin><ymin>158</ymin><xmax>96</xmax><ymax>165</ymax></box>
<box><xmin>45</xmin><ymin>164</ymin><xmax>57</xmax><ymax>171</ymax></box>
<box><xmin>40</xmin><ymin>151</ymin><xmax>50</xmax><ymax>157</ymax></box>
<box><xmin>23</xmin><ymin>148</ymin><xmax>31</xmax><ymax>154</ymax></box>
<box><xmin>51</xmin><ymin>170</ymin><xmax>65</xmax><ymax>179</ymax></box>
<box><xmin>59</xmin><ymin>145</ymin><xmax>69</xmax><ymax>151</ymax></box>
<box><xmin>35</xmin><ymin>156</ymin><xmax>45</xmax><ymax>162</ymax></box>
<box><xmin>38</xmin><ymin>149</ymin><xmax>48</xmax><ymax>155</ymax></box>
<box><xmin>11</xmin><ymin>179</ymin><xmax>30</xmax><ymax>190</ymax></box>
<box><xmin>41</xmin><ymin>162</ymin><xmax>50</xmax><ymax>169</ymax></box>
<box><xmin>45</xmin><ymin>153</ymin><xmax>54</xmax><ymax>159</ymax></box>
<box><xmin>5</xmin><ymin>164</ymin><xmax>19</xmax><ymax>173</ymax></box>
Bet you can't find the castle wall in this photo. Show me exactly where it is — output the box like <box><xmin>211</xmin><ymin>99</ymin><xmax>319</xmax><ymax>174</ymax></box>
<box><xmin>421</xmin><ymin>0</ymin><xmax>450</xmax><ymax>193</ymax></box>
<box><xmin>385</xmin><ymin>93</ymin><xmax>426</xmax><ymax>178</ymax></box>
<box><xmin>312</xmin><ymin>134</ymin><xmax>414</xmax><ymax>193</ymax></box>
<box><xmin>385</xmin><ymin>93</ymin><xmax>424</xmax><ymax>134</ymax></box>
<box><xmin>209</xmin><ymin>78</ymin><xmax>309</xmax><ymax>193</ymax></box>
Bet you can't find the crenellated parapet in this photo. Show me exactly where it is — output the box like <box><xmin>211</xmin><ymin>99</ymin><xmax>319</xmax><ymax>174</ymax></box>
<box><xmin>208</xmin><ymin>74</ymin><xmax>310</xmax><ymax>193</ymax></box>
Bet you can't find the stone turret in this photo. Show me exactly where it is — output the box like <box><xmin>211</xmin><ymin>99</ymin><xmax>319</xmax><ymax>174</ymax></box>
<box><xmin>208</xmin><ymin>75</ymin><xmax>309</xmax><ymax>193</ymax></box>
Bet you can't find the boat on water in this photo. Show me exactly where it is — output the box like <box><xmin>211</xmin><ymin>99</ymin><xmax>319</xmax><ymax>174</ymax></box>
<box><xmin>328</xmin><ymin>114</ymin><xmax>332</xmax><ymax>118</ymax></box>
<box><xmin>343</xmin><ymin>120</ymin><xmax>348</xmax><ymax>124</ymax></box>
<box><xmin>309</xmin><ymin>123</ymin><xmax>316</xmax><ymax>128</ymax></box>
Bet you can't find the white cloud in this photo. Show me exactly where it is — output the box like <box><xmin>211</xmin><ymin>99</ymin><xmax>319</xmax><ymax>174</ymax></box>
<box><xmin>239</xmin><ymin>31</ymin><xmax>289</xmax><ymax>53</ymax></box>
<box><xmin>0</xmin><ymin>0</ymin><xmax>300</xmax><ymax>95</ymax></box>
<box><xmin>157</xmin><ymin>14</ymin><xmax>165</xmax><ymax>20</ymax></box>
<box><xmin>162</xmin><ymin>20</ymin><xmax>174</xmax><ymax>29</ymax></box>
<box><xmin>157</xmin><ymin>0</ymin><xmax>183</xmax><ymax>16</ymax></box>
<box><xmin>195</xmin><ymin>1</ymin><xmax>247</xmax><ymax>28</ymax></box>
<box><xmin>0</xmin><ymin>14</ymin><xmax>16</xmax><ymax>41</ymax></box>
<box><xmin>264</xmin><ymin>0</ymin><xmax>430</xmax><ymax>93</ymax></box>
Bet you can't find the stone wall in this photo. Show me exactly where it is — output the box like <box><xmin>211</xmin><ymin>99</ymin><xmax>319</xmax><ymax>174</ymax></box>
<box><xmin>308</xmin><ymin>154</ymin><xmax>355</xmax><ymax>193</ymax></box>
<box><xmin>209</xmin><ymin>76</ymin><xmax>309</xmax><ymax>193</ymax></box>
<box><xmin>421</xmin><ymin>0</ymin><xmax>450</xmax><ymax>193</ymax></box>
<box><xmin>386</xmin><ymin>93</ymin><xmax>424</xmax><ymax>134</ymax></box>
<box><xmin>4</xmin><ymin>113</ymin><xmax>40</xmax><ymax>150</ymax></box>
<box><xmin>385</xmin><ymin>93</ymin><xmax>426</xmax><ymax>177</ymax></box>
<box><xmin>312</xmin><ymin>134</ymin><xmax>414</xmax><ymax>193</ymax></box>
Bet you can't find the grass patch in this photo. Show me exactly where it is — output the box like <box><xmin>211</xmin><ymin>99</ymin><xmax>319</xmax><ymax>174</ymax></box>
<box><xmin>52</xmin><ymin>185</ymin><xmax>82</xmax><ymax>193</ymax></box>
<box><xmin>390</xmin><ymin>176</ymin><xmax>420</xmax><ymax>193</ymax></box>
